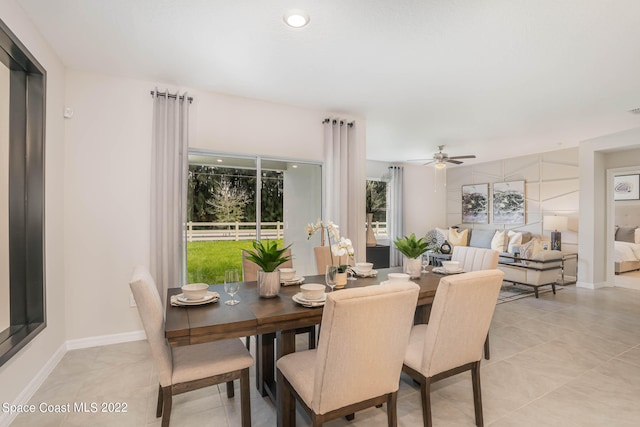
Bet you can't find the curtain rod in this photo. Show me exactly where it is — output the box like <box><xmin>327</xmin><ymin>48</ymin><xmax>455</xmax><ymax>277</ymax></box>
<box><xmin>322</xmin><ymin>118</ymin><xmax>355</xmax><ymax>127</ymax></box>
<box><xmin>150</xmin><ymin>90</ymin><xmax>193</xmax><ymax>103</ymax></box>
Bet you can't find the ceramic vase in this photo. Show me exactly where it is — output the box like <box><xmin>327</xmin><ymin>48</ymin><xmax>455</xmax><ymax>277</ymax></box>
<box><xmin>335</xmin><ymin>272</ymin><xmax>348</xmax><ymax>289</ymax></box>
<box><xmin>404</xmin><ymin>257</ymin><xmax>422</xmax><ymax>279</ymax></box>
<box><xmin>366</xmin><ymin>213</ymin><xmax>377</xmax><ymax>247</ymax></box>
<box><xmin>257</xmin><ymin>270</ymin><xmax>280</xmax><ymax>298</ymax></box>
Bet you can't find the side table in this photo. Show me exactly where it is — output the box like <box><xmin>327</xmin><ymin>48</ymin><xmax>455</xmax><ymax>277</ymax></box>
<box><xmin>428</xmin><ymin>252</ymin><xmax>451</xmax><ymax>267</ymax></box>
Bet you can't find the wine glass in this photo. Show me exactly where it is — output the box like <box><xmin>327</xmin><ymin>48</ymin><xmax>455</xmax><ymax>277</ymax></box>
<box><xmin>325</xmin><ymin>265</ymin><xmax>338</xmax><ymax>293</ymax></box>
<box><xmin>421</xmin><ymin>254</ymin><xmax>430</xmax><ymax>274</ymax></box>
<box><xmin>224</xmin><ymin>269</ymin><xmax>240</xmax><ymax>306</ymax></box>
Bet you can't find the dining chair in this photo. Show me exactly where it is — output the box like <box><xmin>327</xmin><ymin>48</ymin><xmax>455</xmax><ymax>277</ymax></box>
<box><xmin>277</xmin><ymin>282</ymin><xmax>420</xmax><ymax>427</ymax></box>
<box><xmin>129</xmin><ymin>266</ymin><xmax>253</xmax><ymax>427</ymax></box>
<box><xmin>402</xmin><ymin>269</ymin><xmax>504</xmax><ymax>427</ymax></box>
<box><xmin>313</xmin><ymin>246</ymin><xmax>353</xmax><ymax>275</ymax></box>
<box><xmin>242</xmin><ymin>249</ymin><xmax>316</xmax><ymax>351</ymax></box>
<box><xmin>450</xmin><ymin>246</ymin><xmax>499</xmax><ymax>359</ymax></box>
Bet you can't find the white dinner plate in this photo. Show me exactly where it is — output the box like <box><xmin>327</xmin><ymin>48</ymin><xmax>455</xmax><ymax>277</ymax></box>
<box><xmin>433</xmin><ymin>267</ymin><xmax>464</xmax><ymax>275</ymax></box>
<box><xmin>292</xmin><ymin>292</ymin><xmax>326</xmax><ymax>307</ymax></box>
<box><xmin>281</xmin><ymin>276</ymin><xmax>305</xmax><ymax>285</ymax></box>
<box><xmin>175</xmin><ymin>291</ymin><xmax>220</xmax><ymax>305</ymax></box>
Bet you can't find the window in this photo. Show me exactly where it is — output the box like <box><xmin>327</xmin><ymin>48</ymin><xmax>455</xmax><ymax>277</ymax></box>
<box><xmin>366</xmin><ymin>180</ymin><xmax>388</xmax><ymax>239</ymax></box>
<box><xmin>186</xmin><ymin>152</ymin><xmax>322</xmax><ymax>282</ymax></box>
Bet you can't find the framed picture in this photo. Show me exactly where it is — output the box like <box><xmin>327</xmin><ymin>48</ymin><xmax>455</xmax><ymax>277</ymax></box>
<box><xmin>492</xmin><ymin>181</ymin><xmax>525</xmax><ymax>224</ymax></box>
<box><xmin>614</xmin><ymin>174</ymin><xmax>640</xmax><ymax>201</ymax></box>
<box><xmin>461</xmin><ymin>184</ymin><xmax>489</xmax><ymax>223</ymax></box>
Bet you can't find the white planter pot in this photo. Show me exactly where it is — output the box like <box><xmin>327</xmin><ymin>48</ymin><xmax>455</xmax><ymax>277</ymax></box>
<box><xmin>257</xmin><ymin>270</ymin><xmax>280</xmax><ymax>298</ymax></box>
<box><xmin>404</xmin><ymin>257</ymin><xmax>422</xmax><ymax>279</ymax></box>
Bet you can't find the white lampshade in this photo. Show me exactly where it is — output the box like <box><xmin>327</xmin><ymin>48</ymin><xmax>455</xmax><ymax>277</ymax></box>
<box><xmin>543</xmin><ymin>215</ymin><xmax>568</xmax><ymax>231</ymax></box>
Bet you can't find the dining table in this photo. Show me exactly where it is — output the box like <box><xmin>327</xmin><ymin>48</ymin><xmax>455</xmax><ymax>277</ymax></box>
<box><xmin>165</xmin><ymin>266</ymin><xmax>445</xmax><ymax>426</ymax></box>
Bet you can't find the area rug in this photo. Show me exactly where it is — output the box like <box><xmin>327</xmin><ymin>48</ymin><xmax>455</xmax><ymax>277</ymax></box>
<box><xmin>497</xmin><ymin>283</ymin><xmax>564</xmax><ymax>304</ymax></box>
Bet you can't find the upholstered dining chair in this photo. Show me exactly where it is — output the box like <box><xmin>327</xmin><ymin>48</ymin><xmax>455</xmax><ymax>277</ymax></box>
<box><xmin>277</xmin><ymin>282</ymin><xmax>420</xmax><ymax>427</ymax></box>
<box><xmin>313</xmin><ymin>246</ymin><xmax>353</xmax><ymax>275</ymax></box>
<box><xmin>450</xmin><ymin>246</ymin><xmax>499</xmax><ymax>271</ymax></box>
<box><xmin>129</xmin><ymin>266</ymin><xmax>253</xmax><ymax>427</ymax></box>
<box><xmin>451</xmin><ymin>246</ymin><xmax>499</xmax><ymax>359</ymax></box>
<box><xmin>402</xmin><ymin>270</ymin><xmax>504</xmax><ymax>427</ymax></box>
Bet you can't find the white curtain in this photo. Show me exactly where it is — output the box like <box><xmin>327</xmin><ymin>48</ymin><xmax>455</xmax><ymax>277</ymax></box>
<box><xmin>388</xmin><ymin>165</ymin><xmax>404</xmax><ymax>267</ymax></box>
<box><xmin>323</xmin><ymin>119</ymin><xmax>358</xmax><ymax>240</ymax></box>
<box><xmin>150</xmin><ymin>89</ymin><xmax>190</xmax><ymax>303</ymax></box>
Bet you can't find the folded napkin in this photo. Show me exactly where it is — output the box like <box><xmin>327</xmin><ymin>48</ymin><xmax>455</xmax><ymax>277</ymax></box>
<box><xmin>170</xmin><ymin>292</ymin><xmax>220</xmax><ymax>307</ymax></box>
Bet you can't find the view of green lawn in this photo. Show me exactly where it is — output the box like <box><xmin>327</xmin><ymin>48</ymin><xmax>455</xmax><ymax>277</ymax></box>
<box><xmin>187</xmin><ymin>240</ymin><xmax>284</xmax><ymax>284</ymax></box>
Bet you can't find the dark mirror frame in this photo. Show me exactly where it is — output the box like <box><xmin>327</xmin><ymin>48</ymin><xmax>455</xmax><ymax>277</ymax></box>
<box><xmin>0</xmin><ymin>17</ymin><xmax>46</xmax><ymax>367</ymax></box>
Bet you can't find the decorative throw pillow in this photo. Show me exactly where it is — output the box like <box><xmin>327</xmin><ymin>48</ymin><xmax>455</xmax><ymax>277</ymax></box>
<box><xmin>435</xmin><ymin>227</ymin><xmax>449</xmax><ymax>243</ymax></box>
<box><xmin>520</xmin><ymin>238</ymin><xmax>542</xmax><ymax>263</ymax></box>
<box><xmin>449</xmin><ymin>227</ymin><xmax>469</xmax><ymax>247</ymax></box>
<box><xmin>491</xmin><ymin>230</ymin><xmax>506</xmax><ymax>252</ymax></box>
<box><xmin>468</xmin><ymin>229</ymin><xmax>495</xmax><ymax>249</ymax></box>
<box><xmin>616</xmin><ymin>226</ymin><xmax>637</xmax><ymax>243</ymax></box>
<box><xmin>520</xmin><ymin>231</ymin><xmax>533</xmax><ymax>244</ymax></box>
<box><xmin>507</xmin><ymin>230</ymin><xmax>523</xmax><ymax>253</ymax></box>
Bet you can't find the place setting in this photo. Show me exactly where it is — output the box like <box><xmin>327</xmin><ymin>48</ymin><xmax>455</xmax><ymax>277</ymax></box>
<box><xmin>432</xmin><ymin>260</ymin><xmax>465</xmax><ymax>275</ymax></box>
<box><xmin>349</xmin><ymin>262</ymin><xmax>378</xmax><ymax>278</ymax></box>
<box><xmin>171</xmin><ymin>283</ymin><xmax>220</xmax><ymax>307</ymax></box>
<box><xmin>292</xmin><ymin>283</ymin><xmax>327</xmax><ymax>307</ymax></box>
<box><xmin>280</xmin><ymin>267</ymin><xmax>305</xmax><ymax>286</ymax></box>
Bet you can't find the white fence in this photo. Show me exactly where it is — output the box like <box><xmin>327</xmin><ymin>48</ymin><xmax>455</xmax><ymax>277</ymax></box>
<box><xmin>186</xmin><ymin>221</ymin><xmax>388</xmax><ymax>242</ymax></box>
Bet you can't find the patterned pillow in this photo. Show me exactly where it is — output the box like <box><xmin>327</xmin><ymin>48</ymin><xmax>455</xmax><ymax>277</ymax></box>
<box><xmin>449</xmin><ymin>227</ymin><xmax>469</xmax><ymax>247</ymax></box>
<box><xmin>520</xmin><ymin>238</ymin><xmax>542</xmax><ymax>263</ymax></box>
<box><xmin>435</xmin><ymin>227</ymin><xmax>449</xmax><ymax>243</ymax></box>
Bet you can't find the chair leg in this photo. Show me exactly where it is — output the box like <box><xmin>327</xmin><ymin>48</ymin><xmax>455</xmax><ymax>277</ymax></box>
<box><xmin>280</xmin><ymin>372</ymin><xmax>296</xmax><ymax>427</ymax></box>
<box><xmin>420</xmin><ymin>378</ymin><xmax>432</xmax><ymax>427</ymax></box>
<box><xmin>308</xmin><ymin>326</ymin><xmax>317</xmax><ymax>350</ymax></box>
<box><xmin>240</xmin><ymin>368</ymin><xmax>252</xmax><ymax>427</ymax></box>
<box><xmin>155</xmin><ymin>384</ymin><xmax>163</xmax><ymax>417</ymax></box>
<box><xmin>161</xmin><ymin>386</ymin><xmax>172</xmax><ymax>427</ymax></box>
<box><xmin>483</xmin><ymin>333</ymin><xmax>490</xmax><ymax>360</ymax></box>
<box><xmin>471</xmin><ymin>361</ymin><xmax>484</xmax><ymax>427</ymax></box>
<box><xmin>387</xmin><ymin>392</ymin><xmax>398</xmax><ymax>427</ymax></box>
<box><xmin>226</xmin><ymin>381</ymin><xmax>235</xmax><ymax>398</ymax></box>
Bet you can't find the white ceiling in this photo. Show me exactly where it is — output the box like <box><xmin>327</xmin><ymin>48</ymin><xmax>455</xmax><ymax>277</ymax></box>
<box><xmin>16</xmin><ymin>0</ymin><xmax>640</xmax><ymax>165</ymax></box>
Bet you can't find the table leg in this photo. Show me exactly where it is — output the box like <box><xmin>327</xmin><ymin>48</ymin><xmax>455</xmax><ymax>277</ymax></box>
<box><xmin>277</xmin><ymin>329</ymin><xmax>296</xmax><ymax>427</ymax></box>
<box><xmin>414</xmin><ymin>305</ymin><xmax>431</xmax><ymax>325</ymax></box>
<box><xmin>256</xmin><ymin>333</ymin><xmax>275</xmax><ymax>397</ymax></box>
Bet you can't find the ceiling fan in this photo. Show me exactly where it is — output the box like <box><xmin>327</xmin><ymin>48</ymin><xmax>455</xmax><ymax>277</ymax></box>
<box><xmin>410</xmin><ymin>145</ymin><xmax>477</xmax><ymax>168</ymax></box>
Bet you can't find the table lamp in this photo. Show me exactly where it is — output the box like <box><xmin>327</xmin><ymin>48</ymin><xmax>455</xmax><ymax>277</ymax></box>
<box><xmin>543</xmin><ymin>215</ymin><xmax>569</xmax><ymax>251</ymax></box>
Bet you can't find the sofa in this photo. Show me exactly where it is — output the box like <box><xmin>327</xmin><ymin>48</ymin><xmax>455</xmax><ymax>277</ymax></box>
<box><xmin>434</xmin><ymin>227</ymin><xmax>564</xmax><ymax>297</ymax></box>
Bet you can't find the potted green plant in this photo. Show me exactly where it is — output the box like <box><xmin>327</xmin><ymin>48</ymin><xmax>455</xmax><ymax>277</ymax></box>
<box><xmin>244</xmin><ymin>240</ymin><xmax>292</xmax><ymax>298</ymax></box>
<box><xmin>394</xmin><ymin>233</ymin><xmax>430</xmax><ymax>278</ymax></box>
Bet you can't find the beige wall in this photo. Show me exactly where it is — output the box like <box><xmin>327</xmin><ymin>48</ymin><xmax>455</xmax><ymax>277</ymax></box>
<box><xmin>445</xmin><ymin>147</ymin><xmax>580</xmax><ymax>253</ymax></box>
<box><xmin>0</xmin><ymin>0</ymin><xmax>67</xmax><ymax>411</ymax></box>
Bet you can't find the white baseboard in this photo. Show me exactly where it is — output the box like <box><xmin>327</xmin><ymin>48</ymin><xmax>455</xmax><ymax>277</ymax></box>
<box><xmin>65</xmin><ymin>330</ymin><xmax>146</xmax><ymax>351</ymax></box>
<box><xmin>0</xmin><ymin>343</ymin><xmax>66</xmax><ymax>427</ymax></box>
<box><xmin>0</xmin><ymin>330</ymin><xmax>147</xmax><ymax>427</ymax></box>
<box><xmin>576</xmin><ymin>280</ymin><xmax>610</xmax><ymax>289</ymax></box>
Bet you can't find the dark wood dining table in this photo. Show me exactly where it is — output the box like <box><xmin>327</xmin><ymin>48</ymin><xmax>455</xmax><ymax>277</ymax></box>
<box><xmin>165</xmin><ymin>266</ymin><xmax>443</xmax><ymax>426</ymax></box>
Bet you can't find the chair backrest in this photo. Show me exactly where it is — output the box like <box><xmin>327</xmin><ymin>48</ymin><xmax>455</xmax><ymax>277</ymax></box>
<box><xmin>313</xmin><ymin>246</ymin><xmax>353</xmax><ymax>275</ymax></box>
<box><xmin>242</xmin><ymin>248</ymin><xmax>293</xmax><ymax>282</ymax></box>
<box><xmin>421</xmin><ymin>270</ymin><xmax>504</xmax><ymax>377</ymax></box>
<box><xmin>312</xmin><ymin>283</ymin><xmax>420</xmax><ymax>414</ymax></box>
<box><xmin>129</xmin><ymin>266</ymin><xmax>173</xmax><ymax>387</ymax></box>
<box><xmin>451</xmin><ymin>246</ymin><xmax>499</xmax><ymax>271</ymax></box>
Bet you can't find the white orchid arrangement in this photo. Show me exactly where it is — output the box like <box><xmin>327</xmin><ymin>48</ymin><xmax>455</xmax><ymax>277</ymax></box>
<box><xmin>305</xmin><ymin>220</ymin><xmax>354</xmax><ymax>273</ymax></box>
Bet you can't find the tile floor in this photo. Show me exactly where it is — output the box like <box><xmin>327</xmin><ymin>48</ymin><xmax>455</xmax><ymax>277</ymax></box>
<box><xmin>10</xmin><ymin>285</ymin><xmax>640</xmax><ymax>426</ymax></box>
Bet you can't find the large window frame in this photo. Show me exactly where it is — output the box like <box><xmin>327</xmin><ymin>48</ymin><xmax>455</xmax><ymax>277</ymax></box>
<box><xmin>0</xmin><ymin>18</ymin><xmax>47</xmax><ymax>367</ymax></box>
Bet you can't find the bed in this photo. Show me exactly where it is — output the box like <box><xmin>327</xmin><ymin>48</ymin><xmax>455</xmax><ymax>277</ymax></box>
<box><xmin>614</xmin><ymin>240</ymin><xmax>640</xmax><ymax>274</ymax></box>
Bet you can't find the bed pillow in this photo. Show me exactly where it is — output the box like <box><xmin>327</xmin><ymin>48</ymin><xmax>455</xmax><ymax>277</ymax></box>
<box><xmin>635</xmin><ymin>228</ymin><xmax>640</xmax><ymax>244</ymax></box>
<box><xmin>616</xmin><ymin>226</ymin><xmax>637</xmax><ymax>243</ymax></box>
<box><xmin>449</xmin><ymin>227</ymin><xmax>468</xmax><ymax>247</ymax></box>
<box><xmin>491</xmin><ymin>230</ymin><xmax>507</xmax><ymax>252</ymax></box>
<box><xmin>507</xmin><ymin>230</ymin><xmax>523</xmax><ymax>253</ymax></box>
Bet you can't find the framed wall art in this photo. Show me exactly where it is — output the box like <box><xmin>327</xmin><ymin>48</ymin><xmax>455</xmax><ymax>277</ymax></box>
<box><xmin>461</xmin><ymin>184</ymin><xmax>489</xmax><ymax>223</ymax></box>
<box><xmin>614</xmin><ymin>174</ymin><xmax>640</xmax><ymax>201</ymax></box>
<box><xmin>492</xmin><ymin>181</ymin><xmax>525</xmax><ymax>224</ymax></box>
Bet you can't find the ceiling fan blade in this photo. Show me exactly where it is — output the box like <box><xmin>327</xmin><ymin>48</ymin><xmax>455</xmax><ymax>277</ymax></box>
<box><xmin>446</xmin><ymin>159</ymin><xmax>464</xmax><ymax>165</ymax></box>
<box><xmin>422</xmin><ymin>160</ymin><xmax>436</xmax><ymax>166</ymax></box>
<box><xmin>448</xmin><ymin>155</ymin><xmax>476</xmax><ymax>159</ymax></box>
<box><xmin>406</xmin><ymin>158</ymin><xmax>434</xmax><ymax>162</ymax></box>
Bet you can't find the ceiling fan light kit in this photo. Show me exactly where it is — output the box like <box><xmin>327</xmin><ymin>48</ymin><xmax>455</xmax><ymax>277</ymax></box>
<box><xmin>409</xmin><ymin>145</ymin><xmax>477</xmax><ymax>168</ymax></box>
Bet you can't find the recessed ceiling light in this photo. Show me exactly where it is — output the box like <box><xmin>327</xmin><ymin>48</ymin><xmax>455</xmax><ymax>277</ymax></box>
<box><xmin>283</xmin><ymin>10</ymin><xmax>310</xmax><ymax>28</ymax></box>
<box><xmin>292</xmin><ymin>164</ymin><xmax>298</xmax><ymax>168</ymax></box>
<box><xmin>216</xmin><ymin>159</ymin><xmax>223</xmax><ymax>163</ymax></box>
